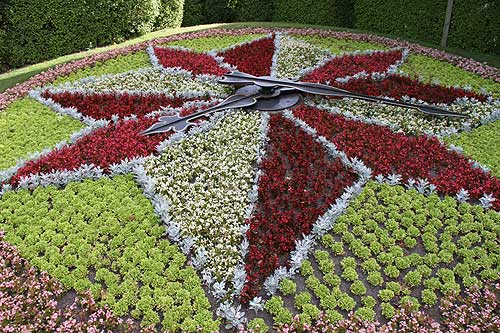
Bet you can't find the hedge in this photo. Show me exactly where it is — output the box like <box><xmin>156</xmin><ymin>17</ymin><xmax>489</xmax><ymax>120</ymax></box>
<box><xmin>273</xmin><ymin>0</ymin><xmax>354</xmax><ymax>27</ymax></box>
<box><xmin>182</xmin><ymin>0</ymin><xmax>205</xmax><ymax>26</ymax></box>
<box><xmin>233</xmin><ymin>0</ymin><xmax>274</xmax><ymax>22</ymax></box>
<box><xmin>354</xmin><ymin>0</ymin><xmax>499</xmax><ymax>55</ymax></box>
<box><xmin>354</xmin><ymin>0</ymin><xmax>447</xmax><ymax>46</ymax></box>
<box><xmin>447</xmin><ymin>0</ymin><xmax>500</xmax><ymax>54</ymax></box>
<box><xmin>182</xmin><ymin>0</ymin><xmax>234</xmax><ymax>26</ymax></box>
<box><xmin>1</xmin><ymin>0</ymin><xmax>184</xmax><ymax>70</ymax></box>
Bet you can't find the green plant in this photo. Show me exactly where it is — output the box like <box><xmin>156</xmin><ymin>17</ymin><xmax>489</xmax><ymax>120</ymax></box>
<box><xmin>384</xmin><ymin>265</ymin><xmax>400</xmax><ymax>279</ymax></box>
<box><xmin>355</xmin><ymin>307</ymin><xmax>375</xmax><ymax>321</ymax></box>
<box><xmin>233</xmin><ymin>0</ymin><xmax>274</xmax><ymax>22</ymax></box>
<box><xmin>380</xmin><ymin>302</ymin><xmax>395</xmax><ymax>319</ymax></box>
<box><xmin>362</xmin><ymin>295</ymin><xmax>376</xmax><ymax>309</ymax></box>
<box><xmin>295</xmin><ymin>291</ymin><xmax>312</xmax><ymax>310</ymax></box>
<box><xmin>367</xmin><ymin>271</ymin><xmax>384</xmax><ymax>286</ymax></box>
<box><xmin>361</xmin><ymin>258</ymin><xmax>381</xmax><ymax>273</ymax></box>
<box><xmin>337</xmin><ymin>293</ymin><xmax>356</xmax><ymax>311</ymax></box>
<box><xmin>297</xmin><ymin>34</ymin><xmax>386</xmax><ymax>56</ymax></box>
<box><xmin>324</xmin><ymin>272</ymin><xmax>341</xmax><ymax>287</ymax></box>
<box><xmin>401</xmin><ymin>55</ymin><xmax>500</xmax><ymax>98</ymax></box>
<box><xmin>247</xmin><ymin>318</ymin><xmax>268</xmax><ymax>333</ymax></box>
<box><xmin>350</xmin><ymin>280</ymin><xmax>367</xmax><ymax>295</ymax></box>
<box><xmin>404</xmin><ymin>270</ymin><xmax>423</xmax><ymax>288</ymax></box>
<box><xmin>264</xmin><ymin>295</ymin><xmax>285</xmax><ymax>315</ymax></box>
<box><xmin>447</xmin><ymin>121</ymin><xmax>500</xmax><ymax>178</ymax></box>
<box><xmin>279</xmin><ymin>278</ymin><xmax>297</xmax><ymax>295</ymax></box>
<box><xmin>378</xmin><ymin>289</ymin><xmax>395</xmax><ymax>302</ymax></box>
<box><xmin>302</xmin><ymin>303</ymin><xmax>321</xmax><ymax>320</ymax></box>
<box><xmin>421</xmin><ymin>289</ymin><xmax>437</xmax><ymax>305</ymax></box>
<box><xmin>341</xmin><ymin>267</ymin><xmax>358</xmax><ymax>282</ymax></box>
<box><xmin>400</xmin><ymin>296</ymin><xmax>420</xmax><ymax>311</ymax></box>
<box><xmin>300</xmin><ymin>260</ymin><xmax>314</xmax><ymax>276</ymax></box>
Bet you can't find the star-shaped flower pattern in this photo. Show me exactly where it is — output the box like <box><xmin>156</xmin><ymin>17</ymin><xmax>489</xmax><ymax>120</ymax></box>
<box><xmin>0</xmin><ymin>32</ymin><xmax>499</xmax><ymax>329</ymax></box>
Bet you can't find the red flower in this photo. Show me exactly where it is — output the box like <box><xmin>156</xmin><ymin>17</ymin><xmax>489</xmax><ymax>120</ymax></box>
<box><xmin>42</xmin><ymin>91</ymin><xmax>195</xmax><ymax>120</ymax></box>
<box><xmin>241</xmin><ymin>114</ymin><xmax>358</xmax><ymax>302</ymax></box>
<box><xmin>218</xmin><ymin>37</ymin><xmax>275</xmax><ymax>77</ymax></box>
<box><xmin>154</xmin><ymin>47</ymin><xmax>228</xmax><ymax>76</ymax></box>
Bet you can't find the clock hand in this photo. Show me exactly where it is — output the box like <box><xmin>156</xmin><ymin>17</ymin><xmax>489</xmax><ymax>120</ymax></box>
<box><xmin>220</xmin><ymin>71</ymin><xmax>469</xmax><ymax>118</ymax></box>
<box><xmin>141</xmin><ymin>92</ymin><xmax>263</xmax><ymax>135</ymax></box>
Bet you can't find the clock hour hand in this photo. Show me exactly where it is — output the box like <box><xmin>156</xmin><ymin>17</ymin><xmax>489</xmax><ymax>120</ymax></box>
<box><xmin>141</xmin><ymin>92</ymin><xmax>262</xmax><ymax>135</ymax></box>
<box><xmin>221</xmin><ymin>71</ymin><xmax>469</xmax><ymax>118</ymax></box>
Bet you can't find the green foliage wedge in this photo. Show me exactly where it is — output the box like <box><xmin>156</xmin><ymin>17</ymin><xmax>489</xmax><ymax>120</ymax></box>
<box><xmin>1</xmin><ymin>0</ymin><xmax>184</xmax><ymax>70</ymax></box>
<box><xmin>52</xmin><ymin>51</ymin><xmax>152</xmax><ymax>85</ymax></box>
<box><xmin>0</xmin><ymin>175</ymin><xmax>219</xmax><ymax>332</ymax></box>
<box><xmin>294</xmin><ymin>35</ymin><xmax>387</xmax><ymax>55</ymax></box>
<box><xmin>256</xmin><ymin>181</ymin><xmax>500</xmax><ymax>324</ymax></box>
<box><xmin>0</xmin><ymin>97</ymin><xmax>84</xmax><ymax>170</ymax></box>
<box><xmin>446</xmin><ymin>120</ymin><xmax>500</xmax><ymax>178</ymax></box>
<box><xmin>400</xmin><ymin>54</ymin><xmax>500</xmax><ymax>98</ymax></box>
<box><xmin>165</xmin><ymin>34</ymin><xmax>266</xmax><ymax>52</ymax></box>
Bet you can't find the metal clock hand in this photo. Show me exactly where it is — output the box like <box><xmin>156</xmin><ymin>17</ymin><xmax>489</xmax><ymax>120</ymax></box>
<box><xmin>141</xmin><ymin>89</ymin><xmax>277</xmax><ymax>135</ymax></box>
<box><xmin>143</xmin><ymin>70</ymin><xmax>469</xmax><ymax>135</ymax></box>
<box><xmin>220</xmin><ymin>71</ymin><xmax>468</xmax><ymax>118</ymax></box>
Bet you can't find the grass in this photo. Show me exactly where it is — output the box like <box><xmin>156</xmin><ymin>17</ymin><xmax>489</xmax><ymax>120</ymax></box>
<box><xmin>0</xmin><ymin>21</ymin><xmax>499</xmax><ymax>93</ymax></box>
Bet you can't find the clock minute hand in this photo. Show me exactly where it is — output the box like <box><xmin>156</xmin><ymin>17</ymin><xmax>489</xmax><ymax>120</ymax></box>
<box><xmin>141</xmin><ymin>92</ymin><xmax>262</xmax><ymax>135</ymax></box>
<box><xmin>222</xmin><ymin>71</ymin><xmax>469</xmax><ymax>118</ymax></box>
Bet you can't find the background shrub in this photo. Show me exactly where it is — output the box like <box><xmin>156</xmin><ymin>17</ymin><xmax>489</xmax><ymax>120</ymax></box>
<box><xmin>180</xmin><ymin>0</ymin><xmax>498</xmax><ymax>55</ymax></box>
<box><xmin>447</xmin><ymin>0</ymin><xmax>500</xmax><ymax>54</ymax></box>
<box><xmin>1</xmin><ymin>0</ymin><xmax>184</xmax><ymax>70</ymax></box>
<box><xmin>354</xmin><ymin>0</ymin><xmax>499</xmax><ymax>55</ymax></box>
<box><xmin>273</xmin><ymin>0</ymin><xmax>354</xmax><ymax>27</ymax></box>
<box><xmin>233</xmin><ymin>0</ymin><xmax>274</xmax><ymax>22</ymax></box>
<box><xmin>182</xmin><ymin>0</ymin><xmax>205</xmax><ymax>26</ymax></box>
<box><xmin>354</xmin><ymin>0</ymin><xmax>447</xmax><ymax>46</ymax></box>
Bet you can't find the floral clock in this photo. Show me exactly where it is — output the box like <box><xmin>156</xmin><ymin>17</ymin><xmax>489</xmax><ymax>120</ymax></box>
<box><xmin>0</xmin><ymin>28</ymin><xmax>499</xmax><ymax>332</ymax></box>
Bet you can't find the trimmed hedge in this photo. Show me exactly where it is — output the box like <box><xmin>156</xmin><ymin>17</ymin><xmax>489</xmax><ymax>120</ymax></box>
<box><xmin>1</xmin><ymin>0</ymin><xmax>184</xmax><ymax>70</ymax></box>
<box><xmin>234</xmin><ymin>0</ymin><xmax>274</xmax><ymax>22</ymax></box>
<box><xmin>182</xmin><ymin>0</ymin><xmax>205</xmax><ymax>26</ymax></box>
<box><xmin>273</xmin><ymin>0</ymin><xmax>354</xmax><ymax>27</ymax></box>
<box><xmin>182</xmin><ymin>0</ymin><xmax>233</xmax><ymax>26</ymax></box>
<box><xmin>354</xmin><ymin>0</ymin><xmax>499</xmax><ymax>55</ymax></box>
<box><xmin>354</xmin><ymin>0</ymin><xmax>446</xmax><ymax>46</ymax></box>
<box><xmin>447</xmin><ymin>0</ymin><xmax>500</xmax><ymax>54</ymax></box>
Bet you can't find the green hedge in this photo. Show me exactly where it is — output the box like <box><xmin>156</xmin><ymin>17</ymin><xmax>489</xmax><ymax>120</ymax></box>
<box><xmin>448</xmin><ymin>0</ymin><xmax>500</xmax><ymax>54</ymax></box>
<box><xmin>273</xmin><ymin>0</ymin><xmax>354</xmax><ymax>27</ymax></box>
<box><xmin>233</xmin><ymin>0</ymin><xmax>274</xmax><ymax>22</ymax></box>
<box><xmin>354</xmin><ymin>0</ymin><xmax>447</xmax><ymax>46</ymax></box>
<box><xmin>354</xmin><ymin>0</ymin><xmax>499</xmax><ymax>55</ymax></box>
<box><xmin>182</xmin><ymin>0</ymin><xmax>233</xmax><ymax>26</ymax></box>
<box><xmin>1</xmin><ymin>0</ymin><xmax>184</xmax><ymax>70</ymax></box>
<box><xmin>182</xmin><ymin>0</ymin><xmax>204</xmax><ymax>26</ymax></box>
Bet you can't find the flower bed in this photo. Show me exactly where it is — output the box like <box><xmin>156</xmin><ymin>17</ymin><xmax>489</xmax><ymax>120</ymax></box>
<box><xmin>0</xmin><ymin>27</ymin><xmax>499</xmax><ymax>332</ymax></box>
